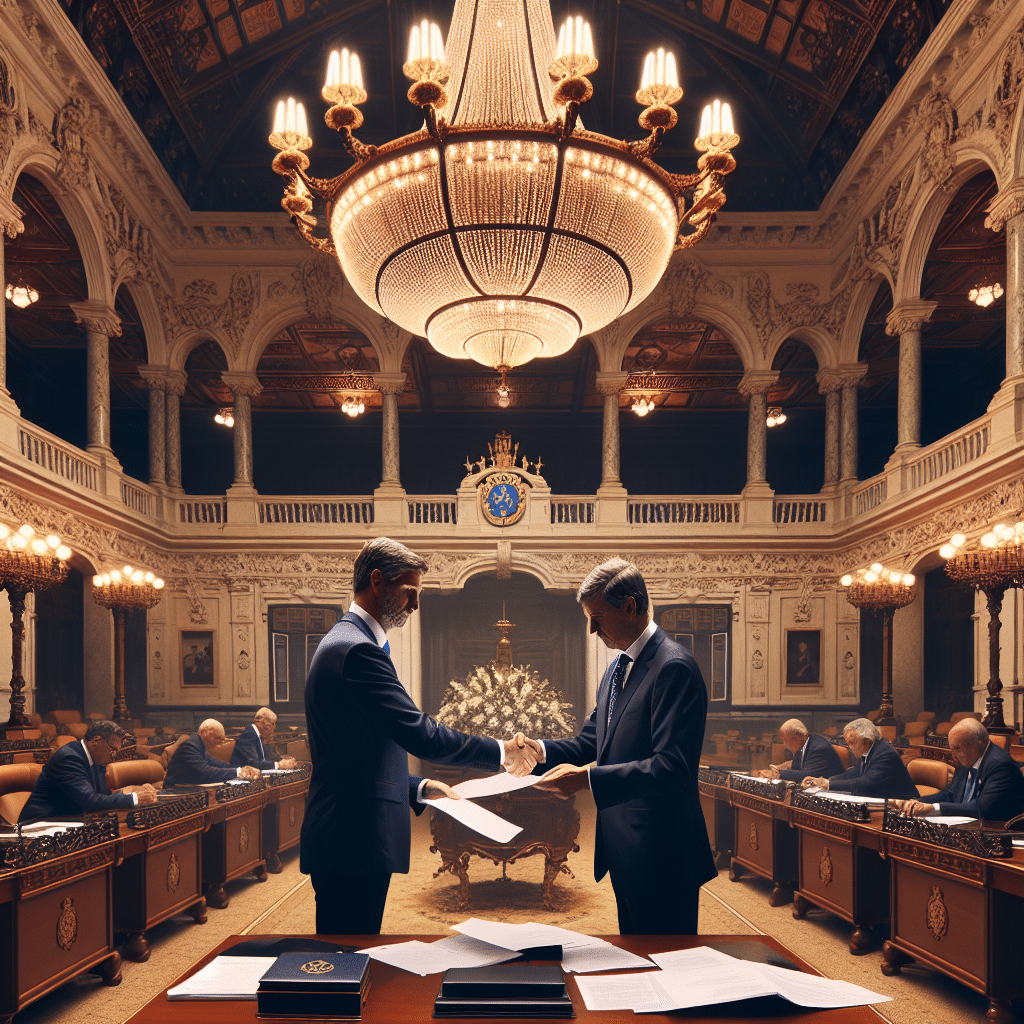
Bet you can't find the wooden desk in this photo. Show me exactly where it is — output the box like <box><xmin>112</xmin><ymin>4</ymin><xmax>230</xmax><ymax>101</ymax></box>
<box><xmin>728</xmin><ymin>787</ymin><xmax>799</xmax><ymax>906</ymax></box>
<box><xmin>125</xmin><ymin>933</ymin><xmax>884</xmax><ymax>1024</ymax></box>
<box><xmin>262</xmin><ymin>774</ymin><xmax>308</xmax><ymax>875</ymax></box>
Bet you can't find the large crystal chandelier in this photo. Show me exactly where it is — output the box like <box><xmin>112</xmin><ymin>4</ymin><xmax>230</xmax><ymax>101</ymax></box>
<box><xmin>269</xmin><ymin>2</ymin><xmax>738</xmax><ymax>378</ymax></box>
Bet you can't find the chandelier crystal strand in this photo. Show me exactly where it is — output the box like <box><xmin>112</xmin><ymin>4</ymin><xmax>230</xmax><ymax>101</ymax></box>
<box><xmin>270</xmin><ymin>0</ymin><xmax>738</xmax><ymax>374</ymax></box>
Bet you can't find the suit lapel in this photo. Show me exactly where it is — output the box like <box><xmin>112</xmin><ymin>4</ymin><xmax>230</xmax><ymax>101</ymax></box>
<box><xmin>600</xmin><ymin>631</ymin><xmax>661</xmax><ymax>756</ymax></box>
<box><xmin>344</xmin><ymin>611</ymin><xmax>377</xmax><ymax>644</ymax></box>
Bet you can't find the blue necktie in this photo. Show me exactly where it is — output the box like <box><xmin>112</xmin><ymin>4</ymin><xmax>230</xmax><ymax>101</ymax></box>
<box><xmin>382</xmin><ymin>639</ymin><xmax>391</xmax><ymax>658</ymax></box>
<box><xmin>256</xmin><ymin>728</ymin><xmax>265</xmax><ymax>761</ymax></box>
<box><xmin>606</xmin><ymin>655</ymin><xmax>631</xmax><ymax>726</ymax></box>
<box><xmin>964</xmin><ymin>767</ymin><xmax>978</xmax><ymax>801</ymax></box>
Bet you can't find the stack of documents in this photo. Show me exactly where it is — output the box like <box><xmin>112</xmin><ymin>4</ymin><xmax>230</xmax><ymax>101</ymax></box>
<box><xmin>574</xmin><ymin>945</ymin><xmax>892</xmax><ymax>1013</ymax></box>
<box><xmin>167</xmin><ymin>956</ymin><xmax>278</xmax><ymax>999</ymax></box>
<box><xmin>360</xmin><ymin>934</ymin><xmax>520</xmax><ymax>976</ymax></box>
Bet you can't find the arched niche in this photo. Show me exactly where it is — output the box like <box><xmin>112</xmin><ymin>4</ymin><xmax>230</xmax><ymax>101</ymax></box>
<box><xmin>617</xmin><ymin>316</ymin><xmax>749</xmax><ymax>495</ymax></box>
<box><xmin>418</xmin><ymin>570</ymin><xmax>587</xmax><ymax>726</ymax></box>
<box><xmin>854</xmin><ymin>278</ymin><xmax>897</xmax><ymax>480</ymax></box>
<box><xmin>767</xmin><ymin>336</ymin><xmax>824</xmax><ymax>494</ymax></box>
<box><xmin>179</xmin><ymin>338</ymin><xmax>233</xmax><ymax>495</ymax></box>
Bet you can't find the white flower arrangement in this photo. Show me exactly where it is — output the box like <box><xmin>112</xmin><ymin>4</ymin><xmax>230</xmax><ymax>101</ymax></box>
<box><xmin>437</xmin><ymin>663</ymin><xmax>577</xmax><ymax>739</ymax></box>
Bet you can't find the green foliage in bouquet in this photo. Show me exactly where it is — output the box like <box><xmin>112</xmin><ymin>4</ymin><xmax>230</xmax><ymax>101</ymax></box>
<box><xmin>437</xmin><ymin>663</ymin><xmax>577</xmax><ymax>739</ymax></box>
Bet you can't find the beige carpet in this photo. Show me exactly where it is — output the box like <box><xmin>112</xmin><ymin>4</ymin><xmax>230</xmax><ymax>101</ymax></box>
<box><xmin>11</xmin><ymin>791</ymin><xmax>991</xmax><ymax>1024</ymax></box>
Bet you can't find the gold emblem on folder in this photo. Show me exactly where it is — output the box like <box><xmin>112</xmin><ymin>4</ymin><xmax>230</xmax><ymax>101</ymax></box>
<box><xmin>300</xmin><ymin>959</ymin><xmax>336</xmax><ymax>975</ymax></box>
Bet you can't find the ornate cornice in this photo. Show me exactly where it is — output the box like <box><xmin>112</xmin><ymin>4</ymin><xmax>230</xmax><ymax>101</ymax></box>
<box><xmin>138</xmin><ymin>364</ymin><xmax>171</xmax><ymax>391</ymax></box>
<box><xmin>221</xmin><ymin>371</ymin><xmax>262</xmax><ymax>399</ymax></box>
<box><xmin>372</xmin><ymin>372</ymin><xmax>407</xmax><ymax>396</ymax></box>
<box><xmin>164</xmin><ymin>370</ymin><xmax>187</xmax><ymax>397</ymax></box>
<box><xmin>69</xmin><ymin>301</ymin><xmax>121</xmax><ymax>338</ymax></box>
<box><xmin>737</xmin><ymin>370</ymin><xmax>778</xmax><ymax>398</ymax></box>
<box><xmin>594</xmin><ymin>371</ymin><xmax>630</xmax><ymax>396</ymax></box>
<box><xmin>985</xmin><ymin>178</ymin><xmax>1024</xmax><ymax>232</ymax></box>
<box><xmin>885</xmin><ymin>300</ymin><xmax>938</xmax><ymax>337</ymax></box>
<box><xmin>0</xmin><ymin>194</ymin><xmax>24</xmax><ymax>239</ymax></box>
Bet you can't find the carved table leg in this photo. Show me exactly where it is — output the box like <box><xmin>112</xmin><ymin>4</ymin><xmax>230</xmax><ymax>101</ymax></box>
<box><xmin>714</xmin><ymin>850</ymin><xmax>731</xmax><ymax>869</ymax></box>
<box><xmin>849</xmin><ymin>925</ymin><xmax>876</xmax><ymax>955</ymax></box>
<box><xmin>542</xmin><ymin>855</ymin><xmax>569</xmax><ymax>910</ymax></box>
<box><xmin>455</xmin><ymin>853</ymin><xmax>471</xmax><ymax>910</ymax></box>
<box><xmin>188</xmin><ymin>897</ymin><xmax>208</xmax><ymax>923</ymax></box>
<box><xmin>266</xmin><ymin>852</ymin><xmax>283</xmax><ymax>874</ymax></box>
<box><xmin>792</xmin><ymin>892</ymin><xmax>811</xmax><ymax>919</ymax></box>
<box><xmin>987</xmin><ymin>999</ymin><xmax>1017</xmax><ymax>1024</ymax></box>
<box><xmin>769</xmin><ymin>882</ymin><xmax>793</xmax><ymax>907</ymax></box>
<box><xmin>728</xmin><ymin>859</ymin><xmax>745</xmax><ymax>882</ymax></box>
<box><xmin>254</xmin><ymin>861</ymin><xmax>269</xmax><ymax>882</ymax></box>
<box><xmin>122</xmin><ymin>932</ymin><xmax>150</xmax><ymax>963</ymax></box>
<box><xmin>93</xmin><ymin>951</ymin><xmax>122</xmax><ymax>986</ymax></box>
<box><xmin>205</xmin><ymin>885</ymin><xmax>229</xmax><ymax>910</ymax></box>
<box><xmin>881</xmin><ymin>941</ymin><xmax>914</xmax><ymax>976</ymax></box>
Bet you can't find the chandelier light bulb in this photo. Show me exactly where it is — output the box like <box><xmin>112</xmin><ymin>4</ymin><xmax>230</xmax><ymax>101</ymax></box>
<box><xmin>215</xmin><ymin>407</ymin><xmax>235</xmax><ymax>427</ymax></box>
<box><xmin>18</xmin><ymin>524</ymin><xmax>34</xmax><ymax>538</ymax></box>
<box><xmin>5</xmin><ymin>281</ymin><xmax>40</xmax><ymax>308</ymax></box>
<box><xmin>102</xmin><ymin>573</ymin><xmax>111</xmax><ymax>585</ymax></box>
<box><xmin>939</xmin><ymin>543</ymin><xmax>956</xmax><ymax>559</ymax></box>
<box><xmin>325</xmin><ymin>48</ymin><xmax>362</xmax><ymax>92</ymax></box>
<box><xmin>29</xmin><ymin>538</ymin><xmax>47</xmax><ymax>554</ymax></box>
<box><xmin>145</xmin><ymin>572</ymin><xmax>154</xmax><ymax>582</ymax></box>
<box><xmin>154</xmin><ymin>578</ymin><xmax>165</xmax><ymax>589</ymax></box>
<box><xmin>124</xmin><ymin>565</ymin><xmax>133</xmax><ymax>575</ymax></box>
<box><xmin>46</xmin><ymin>534</ymin><xmax>60</xmax><ymax>548</ymax></box>
<box><xmin>11</xmin><ymin>534</ymin><xmax>27</xmax><ymax>550</ymax></box>
<box><xmin>132</xmin><ymin>571</ymin><xmax>144</xmax><ymax>583</ymax></box>
<box><xmin>557</xmin><ymin>16</ymin><xmax>593</xmax><ymax>60</ymax></box>
<box><xmin>93</xmin><ymin>574</ymin><xmax>103</xmax><ymax>587</ymax></box>
<box><xmin>870</xmin><ymin>563</ymin><xmax>883</xmax><ymax>573</ymax></box>
<box><xmin>110</xmin><ymin>569</ymin><xmax>121</xmax><ymax>582</ymax></box>
<box><xmin>903</xmin><ymin>575</ymin><xmax>916</xmax><ymax>586</ymax></box>
<box><xmin>951</xmin><ymin>533</ymin><xmax>966</xmax><ymax>547</ymax></box>
<box><xmin>864</xmin><ymin>571</ymin><xmax>878</xmax><ymax>583</ymax></box>
<box><xmin>409</xmin><ymin>19</ymin><xmax>445</xmax><ymax>63</ymax></box>
<box><xmin>56</xmin><ymin>545</ymin><xmax>71</xmax><ymax>560</ymax></box>
<box><xmin>840</xmin><ymin>574</ymin><xmax>853</xmax><ymax>587</ymax></box>
<box><xmin>997</xmin><ymin>524</ymin><xmax>1014</xmax><ymax>541</ymax></box>
<box><xmin>981</xmin><ymin>532</ymin><xmax>998</xmax><ymax>548</ymax></box>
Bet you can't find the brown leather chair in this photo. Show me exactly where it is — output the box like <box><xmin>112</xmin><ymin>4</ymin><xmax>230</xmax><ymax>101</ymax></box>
<box><xmin>45</xmin><ymin>710</ymin><xmax>82</xmax><ymax>727</ymax></box>
<box><xmin>286</xmin><ymin>739</ymin><xmax>310</xmax><ymax>762</ymax></box>
<box><xmin>877</xmin><ymin>725</ymin><xmax>898</xmax><ymax>743</ymax></box>
<box><xmin>0</xmin><ymin>763</ymin><xmax>43</xmax><ymax>824</ymax></box>
<box><xmin>917</xmin><ymin>712</ymin><xmax>936</xmax><ymax>723</ymax></box>
<box><xmin>936</xmin><ymin>721</ymin><xmax>952</xmax><ymax>737</ymax></box>
<box><xmin>988</xmin><ymin>733</ymin><xmax>1011</xmax><ymax>751</ymax></box>
<box><xmin>26</xmin><ymin>713</ymin><xmax>42</xmax><ymax>727</ymax></box>
<box><xmin>823</xmin><ymin>726</ymin><xmax>838</xmax><ymax>736</ymax></box>
<box><xmin>907</xmin><ymin>758</ymin><xmax>954</xmax><ymax>797</ymax></box>
<box><xmin>105</xmin><ymin>759</ymin><xmax>165</xmax><ymax>789</ymax></box>
<box><xmin>832</xmin><ymin>744</ymin><xmax>853</xmax><ymax>770</ymax></box>
<box><xmin>87</xmin><ymin>712</ymin><xmax>105</xmax><ymax>721</ymax></box>
<box><xmin>52</xmin><ymin>735</ymin><xmax>78</xmax><ymax>749</ymax></box>
<box><xmin>211</xmin><ymin>738</ymin><xmax>236</xmax><ymax>764</ymax></box>
<box><xmin>66</xmin><ymin>722</ymin><xmax>89</xmax><ymax>739</ymax></box>
<box><xmin>903</xmin><ymin>721</ymin><xmax>929</xmax><ymax>747</ymax></box>
<box><xmin>950</xmin><ymin>711</ymin><xmax>982</xmax><ymax>725</ymax></box>
<box><xmin>866</xmin><ymin>710</ymin><xmax>882</xmax><ymax>723</ymax></box>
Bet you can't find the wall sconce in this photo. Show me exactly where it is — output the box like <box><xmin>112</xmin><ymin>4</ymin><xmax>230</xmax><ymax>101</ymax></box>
<box><xmin>214</xmin><ymin>407</ymin><xmax>235</xmax><ymax>427</ymax></box>
<box><xmin>766</xmin><ymin>406</ymin><xmax>786</xmax><ymax>427</ymax></box>
<box><xmin>5</xmin><ymin>274</ymin><xmax>40</xmax><ymax>309</ymax></box>
<box><xmin>342</xmin><ymin>395</ymin><xmax>365</xmax><ymax>417</ymax></box>
<box><xmin>631</xmin><ymin>396</ymin><xmax>655</xmax><ymax>417</ymax></box>
<box><xmin>968</xmin><ymin>281</ymin><xmax>1003</xmax><ymax>308</ymax></box>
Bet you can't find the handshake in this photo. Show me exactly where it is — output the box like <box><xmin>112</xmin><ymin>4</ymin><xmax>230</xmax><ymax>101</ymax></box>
<box><xmin>501</xmin><ymin>733</ymin><xmax>545</xmax><ymax>776</ymax></box>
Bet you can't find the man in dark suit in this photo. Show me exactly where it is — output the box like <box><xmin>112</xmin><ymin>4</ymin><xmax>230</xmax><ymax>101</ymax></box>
<box><xmin>802</xmin><ymin>717</ymin><xmax>917</xmax><ymax>799</ymax></box>
<box><xmin>301</xmin><ymin>537</ymin><xmax>537</xmax><ymax>935</ymax></box>
<box><xmin>898</xmin><ymin>718</ymin><xmax>1024</xmax><ymax>821</ymax></box>
<box><xmin>231</xmin><ymin>707</ymin><xmax>297</xmax><ymax>771</ymax></box>
<box><xmin>20</xmin><ymin>719</ymin><xmax>158</xmax><ymax>820</ymax></box>
<box><xmin>165</xmin><ymin>719</ymin><xmax>261</xmax><ymax>785</ymax></box>
<box><xmin>763</xmin><ymin>719</ymin><xmax>844</xmax><ymax>782</ymax></box>
<box><xmin>532</xmin><ymin>558</ymin><xmax>715</xmax><ymax>935</ymax></box>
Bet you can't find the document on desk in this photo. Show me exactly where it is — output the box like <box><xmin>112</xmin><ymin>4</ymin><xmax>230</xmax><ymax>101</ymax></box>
<box><xmin>560</xmin><ymin>944</ymin><xmax>653</xmax><ymax>973</ymax></box>
<box><xmin>166</xmin><ymin>955</ymin><xmax>277</xmax><ymax>999</ymax></box>
<box><xmin>804</xmin><ymin>788</ymin><xmax>886</xmax><ymax>806</ymax></box>
<box><xmin>452</xmin><ymin>918</ymin><xmax>607</xmax><ymax>951</ymax></box>
<box><xmin>574</xmin><ymin>972</ymin><xmax>672</xmax><ymax>1012</ymax></box>
<box><xmin>424</xmin><ymin>797</ymin><xmax>522</xmax><ymax>843</ymax></box>
<box><xmin>452</xmin><ymin>773</ymin><xmax>541</xmax><ymax>799</ymax></box>
<box><xmin>360</xmin><ymin>936</ymin><xmax>518</xmax><ymax>975</ymax></box>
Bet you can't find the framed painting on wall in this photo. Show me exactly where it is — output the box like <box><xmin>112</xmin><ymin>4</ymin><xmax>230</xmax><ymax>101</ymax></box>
<box><xmin>181</xmin><ymin>630</ymin><xmax>215</xmax><ymax>686</ymax></box>
<box><xmin>785</xmin><ymin>629</ymin><xmax>821</xmax><ymax>686</ymax></box>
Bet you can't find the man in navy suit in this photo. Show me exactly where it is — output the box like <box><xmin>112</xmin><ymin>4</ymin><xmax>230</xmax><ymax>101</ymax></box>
<box><xmin>763</xmin><ymin>719</ymin><xmax>844</xmax><ymax>782</ymax></box>
<box><xmin>231</xmin><ymin>708</ymin><xmax>297</xmax><ymax>771</ymax></box>
<box><xmin>532</xmin><ymin>559</ymin><xmax>715</xmax><ymax>935</ymax></box>
<box><xmin>20</xmin><ymin>719</ymin><xmax>158</xmax><ymax>820</ymax></box>
<box><xmin>165</xmin><ymin>719</ymin><xmax>260</xmax><ymax>786</ymax></box>
<box><xmin>300</xmin><ymin>537</ymin><xmax>537</xmax><ymax>935</ymax></box>
<box><xmin>802</xmin><ymin>718</ymin><xmax>917</xmax><ymax>799</ymax></box>
<box><xmin>898</xmin><ymin>718</ymin><xmax>1024</xmax><ymax>821</ymax></box>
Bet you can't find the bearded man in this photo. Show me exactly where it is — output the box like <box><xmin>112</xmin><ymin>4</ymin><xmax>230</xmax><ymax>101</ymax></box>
<box><xmin>300</xmin><ymin>537</ymin><xmax>537</xmax><ymax>934</ymax></box>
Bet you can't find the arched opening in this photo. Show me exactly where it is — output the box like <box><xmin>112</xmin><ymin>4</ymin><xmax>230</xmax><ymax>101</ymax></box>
<box><xmin>109</xmin><ymin>284</ymin><xmax>150</xmax><ymax>483</ymax></box>
<box><xmin>768</xmin><ymin>337</ymin><xmax>824</xmax><ymax>494</ymax></box>
<box><xmin>923</xmin><ymin>564</ymin><xmax>975</xmax><ymax>720</ymax></box>
<box><xmin>855</xmin><ymin>279</ymin><xmax>897</xmax><ymax>480</ymax></box>
<box><xmin>5</xmin><ymin>172</ymin><xmax>89</xmax><ymax>448</ymax></box>
<box><xmin>619</xmin><ymin>317</ymin><xmax>748</xmax><ymax>494</ymax></box>
<box><xmin>180</xmin><ymin>339</ymin><xmax>232</xmax><ymax>494</ymax></box>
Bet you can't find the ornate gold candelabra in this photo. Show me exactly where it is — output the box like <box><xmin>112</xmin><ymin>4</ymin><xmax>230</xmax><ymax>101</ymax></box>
<box><xmin>92</xmin><ymin>566</ymin><xmax>164</xmax><ymax>722</ymax></box>
<box><xmin>940</xmin><ymin>522</ymin><xmax>1024</xmax><ymax>736</ymax></box>
<box><xmin>840</xmin><ymin>564</ymin><xmax>916</xmax><ymax>727</ymax></box>
<box><xmin>0</xmin><ymin>523</ymin><xmax>72</xmax><ymax>730</ymax></box>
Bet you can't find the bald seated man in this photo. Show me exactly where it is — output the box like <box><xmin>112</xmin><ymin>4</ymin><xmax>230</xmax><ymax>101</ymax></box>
<box><xmin>802</xmin><ymin>717</ymin><xmax>917</xmax><ymax>799</ymax></box>
<box><xmin>898</xmin><ymin>718</ymin><xmax>1024</xmax><ymax>821</ymax></box>
<box><xmin>231</xmin><ymin>707</ymin><xmax>297</xmax><ymax>771</ymax></box>
<box><xmin>164</xmin><ymin>718</ymin><xmax>260</xmax><ymax>785</ymax></box>
<box><xmin>760</xmin><ymin>718</ymin><xmax>844</xmax><ymax>782</ymax></box>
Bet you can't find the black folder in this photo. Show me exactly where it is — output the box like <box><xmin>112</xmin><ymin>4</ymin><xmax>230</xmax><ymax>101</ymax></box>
<box><xmin>435</xmin><ymin>965</ymin><xmax>573</xmax><ymax>1018</ymax></box>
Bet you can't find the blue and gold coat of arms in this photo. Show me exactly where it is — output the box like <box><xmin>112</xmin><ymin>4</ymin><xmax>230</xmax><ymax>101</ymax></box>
<box><xmin>466</xmin><ymin>432</ymin><xmax>542</xmax><ymax>528</ymax></box>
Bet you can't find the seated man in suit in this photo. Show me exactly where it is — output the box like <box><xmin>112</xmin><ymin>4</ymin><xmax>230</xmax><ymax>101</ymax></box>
<box><xmin>165</xmin><ymin>719</ymin><xmax>260</xmax><ymax>786</ymax></box>
<box><xmin>761</xmin><ymin>718</ymin><xmax>844</xmax><ymax>782</ymax></box>
<box><xmin>802</xmin><ymin>717</ymin><xmax>917</xmax><ymax>799</ymax></box>
<box><xmin>20</xmin><ymin>719</ymin><xmax>158</xmax><ymax>820</ymax></box>
<box><xmin>897</xmin><ymin>718</ymin><xmax>1024</xmax><ymax>821</ymax></box>
<box><xmin>231</xmin><ymin>707</ymin><xmax>297</xmax><ymax>771</ymax></box>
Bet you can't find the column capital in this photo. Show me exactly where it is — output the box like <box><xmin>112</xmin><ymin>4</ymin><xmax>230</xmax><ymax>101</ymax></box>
<box><xmin>138</xmin><ymin>364</ymin><xmax>172</xmax><ymax>390</ymax></box>
<box><xmin>835</xmin><ymin>363</ymin><xmax>869</xmax><ymax>388</ymax></box>
<box><xmin>985</xmin><ymin>178</ymin><xmax>1024</xmax><ymax>232</ymax></box>
<box><xmin>70</xmin><ymin>301</ymin><xmax>121</xmax><ymax>338</ymax></box>
<box><xmin>816</xmin><ymin>367</ymin><xmax>847</xmax><ymax>394</ymax></box>
<box><xmin>164</xmin><ymin>369</ymin><xmax>188</xmax><ymax>397</ymax></box>
<box><xmin>221</xmin><ymin>371</ymin><xmax>263</xmax><ymax>399</ymax></box>
<box><xmin>594</xmin><ymin>371</ymin><xmax>630</xmax><ymax>395</ymax></box>
<box><xmin>0</xmin><ymin>195</ymin><xmax>25</xmax><ymax>239</ymax></box>
<box><xmin>372</xmin><ymin>371</ymin><xmax>407</xmax><ymax>395</ymax></box>
<box><xmin>737</xmin><ymin>370</ymin><xmax>779</xmax><ymax>397</ymax></box>
<box><xmin>885</xmin><ymin>300</ymin><xmax>937</xmax><ymax>336</ymax></box>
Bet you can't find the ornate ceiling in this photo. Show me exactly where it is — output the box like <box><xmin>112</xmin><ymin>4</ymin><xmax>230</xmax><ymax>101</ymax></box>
<box><xmin>61</xmin><ymin>0</ymin><xmax>950</xmax><ymax>212</ymax></box>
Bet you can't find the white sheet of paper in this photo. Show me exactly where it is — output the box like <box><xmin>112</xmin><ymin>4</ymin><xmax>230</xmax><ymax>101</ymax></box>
<box><xmin>424</xmin><ymin>797</ymin><xmax>522</xmax><ymax>843</ymax></box>
<box><xmin>759</xmin><ymin>963</ymin><xmax>892</xmax><ymax>1007</ymax></box>
<box><xmin>925</xmin><ymin>815</ymin><xmax>976</xmax><ymax>825</ymax></box>
<box><xmin>361</xmin><ymin>936</ymin><xmax>519</xmax><ymax>975</ymax></box>
<box><xmin>430</xmin><ymin>934</ymin><xmax>520</xmax><ymax>967</ymax></box>
<box><xmin>809</xmin><ymin>790</ymin><xmax>886</xmax><ymax>805</ymax></box>
<box><xmin>453</xmin><ymin>774</ymin><xmax>540</xmax><ymax>799</ymax></box>
<box><xmin>15</xmin><ymin>821</ymin><xmax>85</xmax><ymax>835</ymax></box>
<box><xmin>561</xmin><ymin>944</ymin><xmax>653</xmax><ymax>973</ymax></box>
<box><xmin>574</xmin><ymin>973</ymin><xmax>672</xmax><ymax>1012</ymax></box>
<box><xmin>166</xmin><ymin>956</ymin><xmax>276</xmax><ymax>999</ymax></box>
<box><xmin>647</xmin><ymin>948</ymin><xmax>776</xmax><ymax>1009</ymax></box>
<box><xmin>452</xmin><ymin>918</ymin><xmax>605</xmax><ymax>951</ymax></box>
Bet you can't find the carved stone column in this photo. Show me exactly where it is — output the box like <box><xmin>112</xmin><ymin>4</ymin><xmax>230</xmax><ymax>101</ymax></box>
<box><xmin>164</xmin><ymin>370</ymin><xmax>187</xmax><ymax>492</ymax></box>
<box><xmin>816</xmin><ymin>369</ymin><xmax>843</xmax><ymax>490</ymax></box>
<box><xmin>71</xmin><ymin>301</ymin><xmax>121</xmax><ymax>453</ymax></box>
<box><xmin>885</xmin><ymin>300</ymin><xmax>936</xmax><ymax>453</ymax></box>
<box><xmin>595</xmin><ymin>372</ymin><xmax>629</xmax><ymax>491</ymax></box>
<box><xmin>138</xmin><ymin>366</ymin><xmax>168</xmax><ymax>486</ymax></box>
<box><xmin>838</xmin><ymin>366</ymin><xmax>867</xmax><ymax>483</ymax></box>
<box><xmin>738</xmin><ymin>371</ymin><xmax>778</xmax><ymax>492</ymax></box>
<box><xmin>985</xmin><ymin>178</ymin><xmax>1024</xmax><ymax>384</ymax></box>
<box><xmin>0</xmin><ymin>196</ymin><xmax>25</xmax><ymax>401</ymax></box>
<box><xmin>222</xmin><ymin>371</ymin><xmax>262</xmax><ymax>489</ymax></box>
<box><xmin>373</xmin><ymin>373</ymin><xmax>407</xmax><ymax>491</ymax></box>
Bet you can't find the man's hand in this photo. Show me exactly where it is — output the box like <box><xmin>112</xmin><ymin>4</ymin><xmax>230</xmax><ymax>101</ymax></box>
<box><xmin>802</xmin><ymin>776</ymin><xmax>829</xmax><ymax>790</ymax></box>
<box><xmin>123</xmin><ymin>783</ymin><xmax>158</xmax><ymax>805</ymax></box>
<box><xmin>536</xmin><ymin>763</ymin><xmax>589</xmax><ymax>796</ymax></box>
<box><xmin>238</xmin><ymin>765</ymin><xmax>260</xmax><ymax>781</ymax></box>
<box><xmin>895</xmin><ymin>799</ymin><xmax>932</xmax><ymax>816</ymax></box>
<box><xmin>278</xmin><ymin>756</ymin><xmax>298</xmax><ymax>770</ymax></box>
<box><xmin>754</xmin><ymin>766</ymin><xmax>781</xmax><ymax>779</ymax></box>
<box><xmin>422</xmin><ymin>779</ymin><xmax>461</xmax><ymax>801</ymax></box>
<box><xmin>503</xmin><ymin>733</ymin><xmax>543</xmax><ymax>776</ymax></box>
